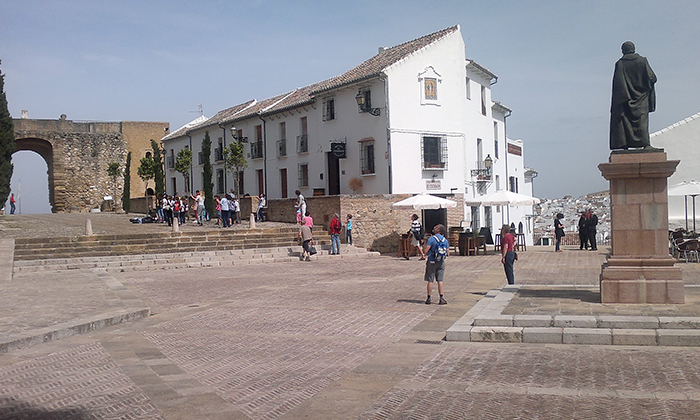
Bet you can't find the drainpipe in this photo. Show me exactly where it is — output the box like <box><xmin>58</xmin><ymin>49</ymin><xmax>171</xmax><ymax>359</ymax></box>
<box><xmin>219</xmin><ymin>123</ymin><xmax>227</xmax><ymax>192</ymax></box>
<box><xmin>381</xmin><ymin>73</ymin><xmax>392</xmax><ymax>194</ymax></box>
<box><xmin>187</xmin><ymin>134</ymin><xmax>193</xmax><ymax>194</ymax></box>
<box><xmin>258</xmin><ymin>115</ymin><xmax>268</xmax><ymax>196</ymax></box>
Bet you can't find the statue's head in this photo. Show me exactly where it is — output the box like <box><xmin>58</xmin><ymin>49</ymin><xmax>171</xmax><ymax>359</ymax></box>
<box><xmin>621</xmin><ymin>41</ymin><xmax>635</xmax><ymax>54</ymax></box>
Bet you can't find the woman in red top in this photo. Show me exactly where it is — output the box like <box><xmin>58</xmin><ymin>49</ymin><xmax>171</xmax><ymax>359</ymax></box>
<box><xmin>501</xmin><ymin>224</ymin><xmax>516</xmax><ymax>285</ymax></box>
<box><xmin>329</xmin><ymin>213</ymin><xmax>342</xmax><ymax>255</ymax></box>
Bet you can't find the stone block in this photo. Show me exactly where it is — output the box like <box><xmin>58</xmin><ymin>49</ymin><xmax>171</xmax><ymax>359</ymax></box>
<box><xmin>563</xmin><ymin>328</ymin><xmax>612</xmax><ymax>345</ymax></box>
<box><xmin>513</xmin><ymin>315</ymin><xmax>553</xmax><ymax>327</ymax></box>
<box><xmin>445</xmin><ymin>326</ymin><xmax>472</xmax><ymax>342</ymax></box>
<box><xmin>470</xmin><ymin>326</ymin><xmax>523</xmax><ymax>343</ymax></box>
<box><xmin>523</xmin><ymin>327</ymin><xmax>563</xmax><ymax>344</ymax></box>
<box><xmin>658</xmin><ymin>317</ymin><xmax>700</xmax><ymax>329</ymax></box>
<box><xmin>473</xmin><ymin>315</ymin><xmax>513</xmax><ymax>327</ymax></box>
<box><xmin>612</xmin><ymin>329</ymin><xmax>657</xmax><ymax>346</ymax></box>
<box><xmin>553</xmin><ymin>316</ymin><xmax>597</xmax><ymax>328</ymax></box>
<box><xmin>597</xmin><ymin>316</ymin><xmax>659</xmax><ymax>329</ymax></box>
<box><xmin>657</xmin><ymin>329</ymin><xmax>700</xmax><ymax>347</ymax></box>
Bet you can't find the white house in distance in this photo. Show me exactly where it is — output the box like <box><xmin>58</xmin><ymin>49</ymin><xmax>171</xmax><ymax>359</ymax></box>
<box><xmin>651</xmin><ymin>112</ymin><xmax>700</xmax><ymax>229</ymax></box>
<box><xmin>162</xmin><ymin>25</ymin><xmax>536</xmax><ymax>243</ymax></box>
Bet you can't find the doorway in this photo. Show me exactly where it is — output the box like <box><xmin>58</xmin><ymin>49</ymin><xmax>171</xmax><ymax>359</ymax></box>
<box><xmin>326</xmin><ymin>152</ymin><xmax>340</xmax><ymax>195</ymax></box>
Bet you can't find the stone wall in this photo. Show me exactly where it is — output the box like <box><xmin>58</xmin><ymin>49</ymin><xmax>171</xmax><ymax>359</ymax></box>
<box><xmin>266</xmin><ymin>194</ymin><xmax>465</xmax><ymax>254</ymax></box>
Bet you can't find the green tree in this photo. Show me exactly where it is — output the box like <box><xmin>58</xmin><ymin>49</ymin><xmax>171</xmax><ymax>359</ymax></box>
<box><xmin>150</xmin><ymin>139</ymin><xmax>165</xmax><ymax>199</ymax></box>
<box><xmin>201</xmin><ymin>131</ymin><xmax>215</xmax><ymax>218</ymax></box>
<box><xmin>123</xmin><ymin>152</ymin><xmax>131</xmax><ymax>212</ymax></box>
<box><xmin>222</xmin><ymin>139</ymin><xmax>247</xmax><ymax>196</ymax></box>
<box><xmin>107</xmin><ymin>162</ymin><xmax>121</xmax><ymax>206</ymax></box>
<box><xmin>137</xmin><ymin>155</ymin><xmax>156</xmax><ymax>196</ymax></box>
<box><xmin>0</xmin><ymin>61</ymin><xmax>15</xmax><ymax>207</ymax></box>
<box><xmin>174</xmin><ymin>147</ymin><xmax>192</xmax><ymax>194</ymax></box>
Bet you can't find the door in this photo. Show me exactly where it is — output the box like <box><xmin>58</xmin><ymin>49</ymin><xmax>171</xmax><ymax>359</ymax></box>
<box><xmin>280</xmin><ymin>168</ymin><xmax>288</xmax><ymax>198</ymax></box>
<box><xmin>327</xmin><ymin>152</ymin><xmax>340</xmax><ymax>195</ymax></box>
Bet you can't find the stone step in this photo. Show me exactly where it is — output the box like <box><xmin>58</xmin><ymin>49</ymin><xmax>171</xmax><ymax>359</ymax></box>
<box><xmin>13</xmin><ymin>245</ymin><xmax>379</xmax><ymax>273</ymax></box>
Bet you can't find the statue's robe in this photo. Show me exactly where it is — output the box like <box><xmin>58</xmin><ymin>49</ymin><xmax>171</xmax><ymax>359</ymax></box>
<box><xmin>609</xmin><ymin>53</ymin><xmax>657</xmax><ymax>150</ymax></box>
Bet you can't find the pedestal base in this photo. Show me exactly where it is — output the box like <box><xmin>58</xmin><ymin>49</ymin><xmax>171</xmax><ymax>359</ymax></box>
<box><xmin>600</xmin><ymin>256</ymin><xmax>685</xmax><ymax>304</ymax></box>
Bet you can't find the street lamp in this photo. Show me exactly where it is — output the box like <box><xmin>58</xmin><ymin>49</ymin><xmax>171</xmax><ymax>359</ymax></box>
<box><xmin>230</xmin><ymin>126</ymin><xmax>248</xmax><ymax>143</ymax></box>
<box><xmin>355</xmin><ymin>89</ymin><xmax>381</xmax><ymax>116</ymax></box>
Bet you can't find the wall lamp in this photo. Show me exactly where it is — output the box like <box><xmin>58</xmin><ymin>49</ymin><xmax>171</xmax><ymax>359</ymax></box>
<box><xmin>230</xmin><ymin>126</ymin><xmax>248</xmax><ymax>143</ymax></box>
<box><xmin>355</xmin><ymin>89</ymin><xmax>381</xmax><ymax>116</ymax></box>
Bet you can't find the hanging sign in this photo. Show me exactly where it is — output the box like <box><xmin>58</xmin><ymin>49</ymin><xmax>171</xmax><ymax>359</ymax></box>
<box><xmin>331</xmin><ymin>142</ymin><xmax>347</xmax><ymax>159</ymax></box>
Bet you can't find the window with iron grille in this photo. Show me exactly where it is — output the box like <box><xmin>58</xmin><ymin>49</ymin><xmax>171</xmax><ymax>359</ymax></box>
<box><xmin>214</xmin><ymin>147</ymin><xmax>223</xmax><ymax>162</ymax></box>
<box><xmin>509</xmin><ymin>176</ymin><xmax>519</xmax><ymax>193</ymax></box>
<box><xmin>360</xmin><ymin>140</ymin><xmax>375</xmax><ymax>175</ymax></box>
<box><xmin>297</xmin><ymin>134</ymin><xmax>308</xmax><ymax>154</ymax></box>
<box><xmin>251</xmin><ymin>141</ymin><xmax>263</xmax><ymax>159</ymax></box>
<box><xmin>298</xmin><ymin>163</ymin><xmax>309</xmax><ymax>187</ymax></box>
<box><xmin>276</xmin><ymin>139</ymin><xmax>287</xmax><ymax>157</ymax></box>
<box><xmin>421</xmin><ymin>136</ymin><xmax>447</xmax><ymax>170</ymax></box>
<box><xmin>198</xmin><ymin>151</ymin><xmax>204</xmax><ymax>165</ymax></box>
<box><xmin>322</xmin><ymin>97</ymin><xmax>336</xmax><ymax>121</ymax></box>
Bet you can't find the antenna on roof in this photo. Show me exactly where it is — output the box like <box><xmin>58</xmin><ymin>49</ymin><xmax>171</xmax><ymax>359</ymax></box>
<box><xmin>189</xmin><ymin>104</ymin><xmax>204</xmax><ymax>116</ymax></box>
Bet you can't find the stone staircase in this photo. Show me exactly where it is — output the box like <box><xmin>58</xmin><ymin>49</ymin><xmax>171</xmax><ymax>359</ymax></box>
<box><xmin>12</xmin><ymin>227</ymin><xmax>379</xmax><ymax>273</ymax></box>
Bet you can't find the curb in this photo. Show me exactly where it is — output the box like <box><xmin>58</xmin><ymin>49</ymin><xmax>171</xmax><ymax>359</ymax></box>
<box><xmin>446</xmin><ymin>284</ymin><xmax>700</xmax><ymax>347</ymax></box>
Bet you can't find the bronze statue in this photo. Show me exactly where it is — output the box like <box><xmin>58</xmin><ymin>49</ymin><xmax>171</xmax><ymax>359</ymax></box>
<box><xmin>609</xmin><ymin>41</ymin><xmax>657</xmax><ymax>150</ymax></box>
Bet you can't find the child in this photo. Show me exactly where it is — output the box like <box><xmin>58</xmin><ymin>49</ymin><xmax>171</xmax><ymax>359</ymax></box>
<box><xmin>346</xmin><ymin>214</ymin><xmax>353</xmax><ymax>245</ymax></box>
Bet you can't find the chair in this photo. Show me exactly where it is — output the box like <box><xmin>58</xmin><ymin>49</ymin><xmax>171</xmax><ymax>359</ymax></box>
<box><xmin>448</xmin><ymin>227</ymin><xmax>462</xmax><ymax>253</ymax></box>
<box><xmin>476</xmin><ymin>236</ymin><xmax>487</xmax><ymax>255</ymax></box>
<box><xmin>677</xmin><ymin>239</ymin><xmax>700</xmax><ymax>262</ymax></box>
<box><xmin>515</xmin><ymin>233</ymin><xmax>527</xmax><ymax>251</ymax></box>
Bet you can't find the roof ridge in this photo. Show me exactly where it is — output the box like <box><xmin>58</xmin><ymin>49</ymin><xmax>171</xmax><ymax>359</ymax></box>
<box><xmin>651</xmin><ymin>111</ymin><xmax>700</xmax><ymax>136</ymax></box>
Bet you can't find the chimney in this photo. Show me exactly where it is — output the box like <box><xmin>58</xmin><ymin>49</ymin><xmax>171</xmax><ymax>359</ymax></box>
<box><xmin>21</xmin><ymin>110</ymin><xmax>28</xmax><ymax>119</ymax></box>
<box><xmin>378</xmin><ymin>47</ymin><xmax>388</xmax><ymax>54</ymax></box>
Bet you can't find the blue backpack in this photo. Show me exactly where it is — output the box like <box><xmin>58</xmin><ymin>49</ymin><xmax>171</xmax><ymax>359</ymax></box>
<box><xmin>434</xmin><ymin>235</ymin><xmax>448</xmax><ymax>262</ymax></box>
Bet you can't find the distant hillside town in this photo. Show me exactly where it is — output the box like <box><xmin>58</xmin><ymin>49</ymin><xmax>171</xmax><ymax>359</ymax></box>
<box><xmin>533</xmin><ymin>191</ymin><xmax>610</xmax><ymax>246</ymax></box>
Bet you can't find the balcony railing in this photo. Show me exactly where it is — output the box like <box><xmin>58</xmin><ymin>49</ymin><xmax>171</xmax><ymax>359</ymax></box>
<box><xmin>470</xmin><ymin>161</ymin><xmax>492</xmax><ymax>181</ymax></box>
<box><xmin>250</xmin><ymin>141</ymin><xmax>264</xmax><ymax>159</ymax></box>
<box><xmin>276</xmin><ymin>139</ymin><xmax>287</xmax><ymax>158</ymax></box>
<box><xmin>296</xmin><ymin>134</ymin><xmax>308</xmax><ymax>154</ymax></box>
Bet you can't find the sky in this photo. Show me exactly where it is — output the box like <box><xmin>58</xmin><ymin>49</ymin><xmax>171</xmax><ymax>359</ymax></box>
<box><xmin>2</xmin><ymin>0</ymin><xmax>700</xmax><ymax>213</ymax></box>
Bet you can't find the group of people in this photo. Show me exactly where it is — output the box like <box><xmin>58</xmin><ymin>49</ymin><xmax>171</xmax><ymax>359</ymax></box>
<box><xmin>215</xmin><ymin>192</ymin><xmax>242</xmax><ymax>228</ymax></box>
<box><xmin>298</xmin><ymin>211</ymin><xmax>354</xmax><ymax>260</ymax></box>
<box><xmin>553</xmin><ymin>210</ymin><xmax>598</xmax><ymax>252</ymax></box>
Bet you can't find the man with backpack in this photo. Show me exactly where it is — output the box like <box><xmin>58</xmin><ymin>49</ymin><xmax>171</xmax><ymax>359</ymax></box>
<box><xmin>423</xmin><ymin>224</ymin><xmax>448</xmax><ymax>305</ymax></box>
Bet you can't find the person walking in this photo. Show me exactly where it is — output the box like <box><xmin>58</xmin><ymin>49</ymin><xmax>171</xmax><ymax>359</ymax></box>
<box><xmin>501</xmin><ymin>224</ymin><xmax>516</xmax><ymax>285</ymax></box>
<box><xmin>407</xmin><ymin>214</ymin><xmax>426</xmax><ymax>260</ymax></box>
<box><xmin>329</xmin><ymin>213</ymin><xmax>342</xmax><ymax>255</ymax></box>
<box><xmin>587</xmin><ymin>209</ymin><xmax>598</xmax><ymax>251</ymax></box>
<box><xmin>346</xmin><ymin>214</ymin><xmax>353</xmax><ymax>245</ymax></box>
<box><xmin>9</xmin><ymin>193</ymin><xmax>15</xmax><ymax>214</ymax></box>
<box><xmin>578</xmin><ymin>211</ymin><xmax>589</xmax><ymax>250</ymax></box>
<box><xmin>298</xmin><ymin>218</ymin><xmax>314</xmax><ymax>261</ymax></box>
<box><xmin>255</xmin><ymin>193</ymin><xmax>266</xmax><ymax>222</ymax></box>
<box><xmin>554</xmin><ymin>213</ymin><xmax>565</xmax><ymax>252</ymax></box>
<box><xmin>295</xmin><ymin>190</ymin><xmax>306</xmax><ymax>223</ymax></box>
<box><xmin>423</xmin><ymin>224</ymin><xmax>449</xmax><ymax>305</ymax></box>
<box><xmin>220</xmin><ymin>194</ymin><xmax>231</xmax><ymax>228</ymax></box>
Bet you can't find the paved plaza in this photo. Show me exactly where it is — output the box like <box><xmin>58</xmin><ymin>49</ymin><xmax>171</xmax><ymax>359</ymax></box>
<box><xmin>2</xmin><ymin>214</ymin><xmax>700</xmax><ymax>419</ymax></box>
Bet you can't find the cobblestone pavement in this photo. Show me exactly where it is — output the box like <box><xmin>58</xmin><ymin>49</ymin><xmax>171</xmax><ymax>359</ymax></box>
<box><xmin>3</xmin><ymin>215</ymin><xmax>700</xmax><ymax>419</ymax></box>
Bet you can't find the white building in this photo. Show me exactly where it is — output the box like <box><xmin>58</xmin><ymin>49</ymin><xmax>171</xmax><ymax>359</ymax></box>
<box><xmin>162</xmin><ymin>25</ymin><xmax>536</xmax><ymax>242</ymax></box>
<box><xmin>650</xmin><ymin>112</ymin><xmax>700</xmax><ymax>229</ymax></box>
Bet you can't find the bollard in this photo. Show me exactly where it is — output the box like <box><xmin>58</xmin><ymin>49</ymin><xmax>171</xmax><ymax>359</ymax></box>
<box><xmin>85</xmin><ymin>219</ymin><xmax>93</xmax><ymax>236</ymax></box>
<box><xmin>172</xmin><ymin>219</ymin><xmax>179</xmax><ymax>233</ymax></box>
<box><xmin>249</xmin><ymin>213</ymin><xmax>256</xmax><ymax>229</ymax></box>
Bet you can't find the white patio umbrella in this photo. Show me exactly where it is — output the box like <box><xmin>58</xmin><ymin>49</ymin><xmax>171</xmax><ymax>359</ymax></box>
<box><xmin>391</xmin><ymin>193</ymin><xmax>458</xmax><ymax>210</ymax></box>
<box><xmin>465</xmin><ymin>190</ymin><xmax>540</xmax><ymax>226</ymax></box>
<box><xmin>668</xmin><ymin>180</ymin><xmax>700</xmax><ymax>232</ymax></box>
<box><xmin>465</xmin><ymin>190</ymin><xmax>541</xmax><ymax>207</ymax></box>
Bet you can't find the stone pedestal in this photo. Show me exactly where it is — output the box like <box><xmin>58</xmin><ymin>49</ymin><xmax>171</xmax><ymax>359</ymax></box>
<box><xmin>598</xmin><ymin>150</ymin><xmax>684</xmax><ymax>304</ymax></box>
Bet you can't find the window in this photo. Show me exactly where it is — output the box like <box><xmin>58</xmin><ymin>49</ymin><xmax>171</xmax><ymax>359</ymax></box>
<box><xmin>322</xmin><ymin>97</ymin><xmax>335</xmax><ymax>121</ymax></box>
<box><xmin>466</xmin><ymin>77</ymin><xmax>471</xmax><ymax>100</ymax></box>
<box><xmin>494</xmin><ymin>122</ymin><xmax>499</xmax><ymax>159</ymax></box>
<box><xmin>251</xmin><ymin>125</ymin><xmax>263</xmax><ymax>159</ymax></box>
<box><xmin>277</xmin><ymin>122</ymin><xmax>287</xmax><ymax>157</ymax></box>
<box><xmin>509</xmin><ymin>176</ymin><xmax>519</xmax><ymax>193</ymax></box>
<box><xmin>198</xmin><ymin>151</ymin><xmax>204</xmax><ymax>165</ymax></box>
<box><xmin>298</xmin><ymin>163</ymin><xmax>309</xmax><ymax>187</ymax></box>
<box><xmin>167</xmin><ymin>149</ymin><xmax>174</xmax><ymax>169</ymax></box>
<box><xmin>171</xmin><ymin>177</ymin><xmax>177</xmax><ymax>195</ymax></box>
<box><xmin>422</xmin><ymin>136</ymin><xmax>447</xmax><ymax>170</ymax></box>
<box><xmin>495</xmin><ymin>175</ymin><xmax>500</xmax><ymax>191</ymax></box>
<box><xmin>216</xmin><ymin>169</ymin><xmax>224</xmax><ymax>193</ymax></box>
<box><xmin>297</xmin><ymin>117</ymin><xmax>308</xmax><ymax>153</ymax></box>
<box><xmin>215</xmin><ymin>138</ymin><xmax>223</xmax><ymax>161</ymax></box>
<box><xmin>360</xmin><ymin>139</ymin><xmax>375</xmax><ymax>175</ymax></box>
<box><xmin>481</xmin><ymin>85</ymin><xmax>487</xmax><ymax>116</ymax></box>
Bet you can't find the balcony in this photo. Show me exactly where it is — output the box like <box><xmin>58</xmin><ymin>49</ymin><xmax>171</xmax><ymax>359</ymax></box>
<box><xmin>276</xmin><ymin>139</ymin><xmax>287</xmax><ymax>158</ymax></box>
<box><xmin>296</xmin><ymin>134</ymin><xmax>308</xmax><ymax>154</ymax></box>
<box><xmin>250</xmin><ymin>141</ymin><xmax>264</xmax><ymax>159</ymax></box>
<box><xmin>470</xmin><ymin>161</ymin><xmax>492</xmax><ymax>181</ymax></box>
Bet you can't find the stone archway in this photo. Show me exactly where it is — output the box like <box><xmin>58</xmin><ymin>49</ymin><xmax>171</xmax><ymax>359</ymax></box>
<box><xmin>13</xmin><ymin>138</ymin><xmax>58</xmax><ymax>212</ymax></box>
